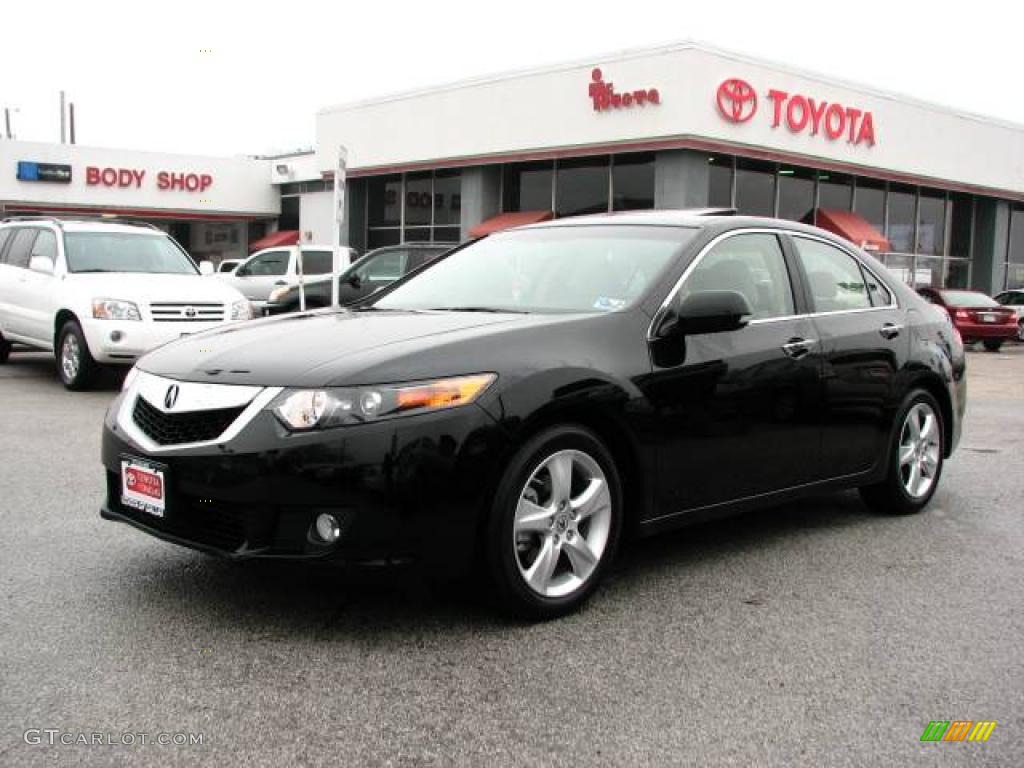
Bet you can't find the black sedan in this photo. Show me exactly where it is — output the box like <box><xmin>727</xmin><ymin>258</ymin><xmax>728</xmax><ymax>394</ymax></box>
<box><xmin>101</xmin><ymin>212</ymin><xmax>965</xmax><ymax>618</ymax></box>
<box><xmin>263</xmin><ymin>242</ymin><xmax>455</xmax><ymax>314</ymax></box>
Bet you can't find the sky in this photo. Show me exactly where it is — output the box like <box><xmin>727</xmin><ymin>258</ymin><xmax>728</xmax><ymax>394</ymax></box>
<box><xmin>1</xmin><ymin>0</ymin><xmax>1021</xmax><ymax>157</ymax></box>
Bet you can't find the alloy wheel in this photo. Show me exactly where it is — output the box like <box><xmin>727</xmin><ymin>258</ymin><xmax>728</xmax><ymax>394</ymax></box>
<box><xmin>61</xmin><ymin>333</ymin><xmax>81</xmax><ymax>383</ymax></box>
<box><xmin>513</xmin><ymin>449</ymin><xmax>612</xmax><ymax>598</ymax></box>
<box><xmin>898</xmin><ymin>402</ymin><xmax>941</xmax><ymax>499</ymax></box>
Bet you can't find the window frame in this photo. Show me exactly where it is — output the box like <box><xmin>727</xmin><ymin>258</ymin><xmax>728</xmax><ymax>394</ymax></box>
<box><xmin>787</xmin><ymin>233</ymin><xmax>898</xmax><ymax>315</ymax></box>
<box><xmin>4</xmin><ymin>227</ymin><xmax>41</xmax><ymax>270</ymax></box>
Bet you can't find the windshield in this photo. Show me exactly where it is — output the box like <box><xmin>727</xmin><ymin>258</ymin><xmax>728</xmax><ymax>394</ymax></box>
<box><xmin>64</xmin><ymin>232</ymin><xmax>198</xmax><ymax>274</ymax></box>
<box><xmin>940</xmin><ymin>290</ymin><xmax>999</xmax><ymax>308</ymax></box>
<box><xmin>374</xmin><ymin>226</ymin><xmax>695</xmax><ymax>313</ymax></box>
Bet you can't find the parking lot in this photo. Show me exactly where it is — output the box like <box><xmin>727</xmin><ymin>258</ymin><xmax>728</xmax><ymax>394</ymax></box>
<box><xmin>0</xmin><ymin>346</ymin><xmax>1022</xmax><ymax>767</ymax></box>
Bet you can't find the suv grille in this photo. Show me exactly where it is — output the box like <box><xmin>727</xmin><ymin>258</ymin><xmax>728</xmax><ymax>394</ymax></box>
<box><xmin>132</xmin><ymin>396</ymin><xmax>246</xmax><ymax>446</ymax></box>
<box><xmin>149</xmin><ymin>302</ymin><xmax>225</xmax><ymax>322</ymax></box>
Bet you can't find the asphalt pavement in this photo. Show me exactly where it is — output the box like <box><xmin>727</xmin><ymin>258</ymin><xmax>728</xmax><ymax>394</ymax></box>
<box><xmin>1</xmin><ymin>346</ymin><xmax>1022</xmax><ymax>767</ymax></box>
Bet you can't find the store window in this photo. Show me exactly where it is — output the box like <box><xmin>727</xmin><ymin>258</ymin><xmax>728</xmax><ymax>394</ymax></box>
<box><xmin>948</xmin><ymin>193</ymin><xmax>973</xmax><ymax>259</ymax></box>
<box><xmin>366</xmin><ymin>171</ymin><xmax>462</xmax><ymax>247</ymax></box>
<box><xmin>503</xmin><ymin>161</ymin><xmax>553</xmax><ymax>212</ymax></box>
<box><xmin>777</xmin><ymin>167</ymin><xmax>815</xmax><ymax>223</ymax></box>
<box><xmin>917</xmin><ymin>190</ymin><xmax>946</xmax><ymax>256</ymax></box>
<box><xmin>708</xmin><ymin>155</ymin><xmax>733</xmax><ymax>208</ymax></box>
<box><xmin>556</xmin><ymin>157</ymin><xmax>609</xmax><ymax>217</ymax></box>
<box><xmin>735</xmin><ymin>158</ymin><xmax>775</xmax><ymax>217</ymax></box>
<box><xmin>611</xmin><ymin>153</ymin><xmax>654</xmax><ymax>211</ymax></box>
<box><xmin>854</xmin><ymin>178</ymin><xmax>885</xmax><ymax>235</ymax></box>
<box><xmin>886</xmin><ymin>184</ymin><xmax>916</xmax><ymax>253</ymax></box>
<box><xmin>1007</xmin><ymin>206</ymin><xmax>1024</xmax><ymax>289</ymax></box>
<box><xmin>817</xmin><ymin>172</ymin><xmax>853</xmax><ymax>214</ymax></box>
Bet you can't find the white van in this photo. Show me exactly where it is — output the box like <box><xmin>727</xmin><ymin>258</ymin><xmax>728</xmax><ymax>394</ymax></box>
<box><xmin>0</xmin><ymin>217</ymin><xmax>253</xmax><ymax>390</ymax></box>
<box><xmin>219</xmin><ymin>245</ymin><xmax>356</xmax><ymax>311</ymax></box>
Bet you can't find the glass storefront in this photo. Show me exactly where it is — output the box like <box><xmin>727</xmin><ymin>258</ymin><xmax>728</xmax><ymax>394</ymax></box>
<box><xmin>503</xmin><ymin>153</ymin><xmax>655</xmax><ymax>216</ymax></box>
<box><xmin>1005</xmin><ymin>206</ymin><xmax>1024</xmax><ymax>289</ymax></box>
<box><xmin>366</xmin><ymin>171</ymin><xmax>462</xmax><ymax>248</ymax></box>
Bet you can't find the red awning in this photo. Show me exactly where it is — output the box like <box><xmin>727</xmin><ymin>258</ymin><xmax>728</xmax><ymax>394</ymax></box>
<box><xmin>469</xmin><ymin>210</ymin><xmax>553</xmax><ymax>238</ymax></box>
<box><xmin>810</xmin><ymin>209</ymin><xmax>890</xmax><ymax>252</ymax></box>
<box><xmin>249</xmin><ymin>230</ymin><xmax>300</xmax><ymax>252</ymax></box>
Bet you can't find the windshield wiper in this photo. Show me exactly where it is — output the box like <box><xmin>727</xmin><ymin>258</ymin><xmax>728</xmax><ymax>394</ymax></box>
<box><xmin>425</xmin><ymin>306</ymin><xmax>529</xmax><ymax>314</ymax></box>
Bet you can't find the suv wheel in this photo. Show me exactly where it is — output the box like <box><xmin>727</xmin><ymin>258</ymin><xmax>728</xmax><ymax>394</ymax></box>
<box><xmin>486</xmin><ymin>425</ymin><xmax>622</xmax><ymax>619</ymax></box>
<box><xmin>860</xmin><ymin>390</ymin><xmax>944</xmax><ymax>515</ymax></box>
<box><xmin>57</xmin><ymin>320</ymin><xmax>99</xmax><ymax>390</ymax></box>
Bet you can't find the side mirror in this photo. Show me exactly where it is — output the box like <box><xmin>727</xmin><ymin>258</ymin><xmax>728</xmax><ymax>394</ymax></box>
<box><xmin>661</xmin><ymin>290</ymin><xmax>752</xmax><ymax>337</ymax></box>
<box><xmin>29</xmin><ymin>255</ymin><xmax>55</xmax><ymax>275</ymax></box>
<box><xmin>347</xmin><ymin>273</ymin><xmax>362</xmax><ymax>289</ymax></box>
<box><xmin>198</xmin><ymin>260</ymin><xmax>215</xmax><ymax>276</ymax></box>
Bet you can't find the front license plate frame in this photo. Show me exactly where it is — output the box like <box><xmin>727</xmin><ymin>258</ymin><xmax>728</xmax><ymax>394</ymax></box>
<box><xmin>120</xmin><ymin>455</ymin><xmax>169</xmax><ymax>518</ymax></box>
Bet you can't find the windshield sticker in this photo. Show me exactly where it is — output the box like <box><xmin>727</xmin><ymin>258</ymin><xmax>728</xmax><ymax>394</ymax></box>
<box><xmin>593</xmin><ymin>297</ymin><xmax>626</xmax><ymax>311</ymax></box>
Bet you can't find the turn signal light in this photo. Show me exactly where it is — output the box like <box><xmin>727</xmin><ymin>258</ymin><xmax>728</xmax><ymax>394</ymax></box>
<box><xmin>396</xmin><ymin>374</ymin><xmax>495</xmax><ymax>412</ymax></box>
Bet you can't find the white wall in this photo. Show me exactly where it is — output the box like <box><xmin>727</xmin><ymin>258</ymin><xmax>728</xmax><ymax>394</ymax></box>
<box><xmin>0</xmin><ymin>140</ymin><xmax>279</xmax><ymax>215</ymax></box>
<box><xmin>316</xmin><ymin>43</ymin><xmax>1024</xmax><ymax>198</ymax></box>
<box><xmin>298</xmin><ymin>190</ymin><xmax>333</xmax><ymax>244</ymax></box>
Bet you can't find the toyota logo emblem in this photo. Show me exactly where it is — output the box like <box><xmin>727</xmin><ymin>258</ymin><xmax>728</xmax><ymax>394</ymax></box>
<box><xmin>182</xmin><ymin>306</ymin><xmax>197</xmax><ymax>319</ymax></box>
<box><xmin>164</xmin><ymin>384</ymin><xmax>179</xmax><ymax>410</ymax></box>
<box><xmin>717</xmin><ymin>78</ymin><xmax>758</xmax><ymax>123</ymax></box>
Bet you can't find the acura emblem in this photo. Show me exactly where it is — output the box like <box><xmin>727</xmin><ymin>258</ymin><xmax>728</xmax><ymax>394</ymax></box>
<box><xmin>182</xmin><ymin>306</ymin><xmax>197</xmax><ymax>319</ymax></box>
<box><xmin>164</xmin><ymin>384</ymin><xmax>180</xmax><ymax>409</ymax></box>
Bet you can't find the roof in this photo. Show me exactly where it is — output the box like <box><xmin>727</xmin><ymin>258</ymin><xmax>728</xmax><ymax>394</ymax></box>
<box><xmin>0</xmin><ymin>217</ymin><xmax>168</xmax><ymax>235</ymax></box>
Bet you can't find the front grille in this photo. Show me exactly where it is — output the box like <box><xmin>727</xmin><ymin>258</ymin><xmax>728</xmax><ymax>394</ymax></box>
<box><xmin>132</xmin><ymin>395</ymin><xmax>245</xmax><ymax>446</ymax></box>
<box><xmin>149</xmin><ymin>302</ymin><xmax>225</xmax><ymax>323</ymax></box>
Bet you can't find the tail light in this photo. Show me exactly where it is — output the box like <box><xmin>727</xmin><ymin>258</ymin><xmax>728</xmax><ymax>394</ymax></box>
<box><xmin>954</xmin><ymin>309</ymin><xmax>970</xmax><ymax>320</ymax></box>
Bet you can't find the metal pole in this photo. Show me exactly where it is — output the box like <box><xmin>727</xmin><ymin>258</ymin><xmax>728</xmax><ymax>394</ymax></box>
<box><xmin>3</xmin><ymin>108</ymin><xmax>11</xmax><ymax>140</ymax></box>
<box><xmin>331</xmin><ymin>146</ymin><xmax>348</xmax><ymax>309</ymax></box>
<box><xmin>296</xmin><ymin>244</ymin><xmax>306</xmax><ymax>312</ymax></box>
<box><xmin>60</xmin><ymin>91</ymin><xmax>66</xmax><ymax>144</ymax></box>
<box><xmin>69</xmin><ymin>103</ymin><xmax>76</xmax><ymax>144</ymax></box>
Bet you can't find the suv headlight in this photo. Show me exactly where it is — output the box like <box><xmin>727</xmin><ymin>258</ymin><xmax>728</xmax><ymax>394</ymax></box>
<box><xmin>272</xmin><ymin>373</ymin><xmax>497</xmax><ymax>431</ymax></box>
<box><xmin>230</xmin><ymin>300</ymin><xmax>253</xmax><ymax>321</ymax></box>
<box><xmin>93</xmin><ymin>299</ymin><xmax>141</xmax><ymax>321</ymax></box>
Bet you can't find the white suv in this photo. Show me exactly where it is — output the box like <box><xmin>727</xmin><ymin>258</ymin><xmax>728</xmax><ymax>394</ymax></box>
<box><xmin>0</xmin><ymin>217</ymin><xmax>253</xmax><ymax>390</ymax></box>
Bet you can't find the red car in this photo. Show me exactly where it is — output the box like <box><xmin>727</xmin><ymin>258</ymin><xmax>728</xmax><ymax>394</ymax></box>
<box><xmin>917</xmin><ymin>288</ymin><xmax>1017</xmax><ymax>351</ymax></box>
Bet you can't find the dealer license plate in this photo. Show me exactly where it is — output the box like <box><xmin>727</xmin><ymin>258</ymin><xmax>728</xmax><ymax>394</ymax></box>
<box><xmin>121</xmin><ymin>457</ymin><xmax>167</xmax><ymax>518</ymax></box>
<box><xmin>980</xmin><ymin>313</ymin><xmax>996</xmax><ymax>323</ymax></box>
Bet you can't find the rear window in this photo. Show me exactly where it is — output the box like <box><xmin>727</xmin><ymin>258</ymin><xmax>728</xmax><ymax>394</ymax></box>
<box><xmin>300</xmin><ymin>250</ymin><xmax>334</xmax><ymax>275</ymax></box>
<box><xmin>939</xmin><ymin>290</ymin><xmax>998</xmax><ymax>308</ymax></box>
<box><xmin>0</xmin><ymin>228</ymin><xmax>10</xmax><ymax>259</ymax></box>
<box><xmin>5</xmin><ymin>228</ymin><xmax>38</xmax><ymax>269</ymax></box>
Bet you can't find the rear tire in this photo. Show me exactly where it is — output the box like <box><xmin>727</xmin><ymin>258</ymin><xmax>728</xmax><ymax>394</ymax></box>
<box><xmin>860</xmin><ymin>389</ymin><xmax>944</xmax><ymax>515</ymax></box>
<box><xmin>983</xmin><ymin>339</ymin><xmax>1003</xmax><ymax>352</ymax></box>
<box><xmin>0</xmin><ymin>334</ymin><xmax>10</xmax><ymax>364</ymax></box>
<box><xmin>486</xmin><ymin>425</ymin><xmax>623</xmax><ymax>620</ymax></box>
<box><xmin>1017</xmin><ymin>321</ymin><xmax>1024</xmax><ymax>342</ymax></box>
<box><xmin>56</xmin><ymin>320</ymin><xmax>99</xmax><ymax>391</ymax></box>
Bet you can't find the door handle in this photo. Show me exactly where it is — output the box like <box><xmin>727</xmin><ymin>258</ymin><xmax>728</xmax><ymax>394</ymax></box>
<box><xmin>273</xmin><ymin>280</ymin><xmax>287</xmax><ymax>286</ymax></box>
<box><xmin>781</xmin><ymin>337</ymin><xmax>816</xmax><ymax>358</ymax></box>
<box><xmin>879</xmin><ymin>323</ymin><xmax>903</xmax><ymax>340</ymax></box>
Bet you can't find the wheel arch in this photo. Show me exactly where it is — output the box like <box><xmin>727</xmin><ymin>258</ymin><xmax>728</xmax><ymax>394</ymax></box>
<box><xmin>906</xmin><ymin>371</ymin><xmax>955</xmax><ymax>458</ymax></box>
<box><xmin>53</xmin><ymin>309</ymin><xmax>81</xmax><ymax>350</ymax></box>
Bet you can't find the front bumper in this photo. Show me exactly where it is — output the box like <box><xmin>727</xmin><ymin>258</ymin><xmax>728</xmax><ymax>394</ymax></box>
<box><xmin>82</xmin><ymin>318</ymin><xmax>234</xmax><ymax>364</ymax></box>
<box><xmin>100</xmin><ymin>388</ymin><xmax>509</xmax><ymax>573</ymax></box>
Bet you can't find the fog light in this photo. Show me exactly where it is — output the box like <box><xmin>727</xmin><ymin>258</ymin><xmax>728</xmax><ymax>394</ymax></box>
<box><xmin>315</xmin><ymin>513</ymin><xmax>341</xmax><ymax>543</ymax></box>
<box><xmin>110</xmin><ymin>330</ymin><xmax>124</xmax><ymax>342</ymax></box>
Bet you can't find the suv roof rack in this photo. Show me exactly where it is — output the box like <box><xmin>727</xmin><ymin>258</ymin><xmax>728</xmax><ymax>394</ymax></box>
<box><xmin>0</xmin><ymin>214</ymin><xmax>164</xmax><ymax>231</ymax></box>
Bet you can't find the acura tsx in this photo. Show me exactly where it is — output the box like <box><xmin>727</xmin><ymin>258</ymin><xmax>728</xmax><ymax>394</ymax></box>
<box><xmin>101</xmin><ymin>211</ymin><xmax>966</xmax><ymax>618</ymax></box>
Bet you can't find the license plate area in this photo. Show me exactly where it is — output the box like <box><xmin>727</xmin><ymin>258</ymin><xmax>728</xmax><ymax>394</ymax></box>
<box><xmin>980</xmin><ymin>313</ymin><xmax>996</xmax><ymax>323</ymax></box>
<box><xmin>121</xmin><ymin>456</ymin><xmax>168</xmax><ymax>518</ymax></box>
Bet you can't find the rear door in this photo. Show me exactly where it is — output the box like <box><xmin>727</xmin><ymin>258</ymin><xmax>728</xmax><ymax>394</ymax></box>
<box><xmin>17</xmin><ymin>228</ymin><xmax>60</xmax><ymax>344</ymax></box>
<box><xmin>788</xmin><ymin>234</ymin><xmax>909</xmax><ymax>479</ymax></box>
<box><xmin>0</xmin><ymin>228</ymin><xmax>41</xmax><ymax>340</ymax></box>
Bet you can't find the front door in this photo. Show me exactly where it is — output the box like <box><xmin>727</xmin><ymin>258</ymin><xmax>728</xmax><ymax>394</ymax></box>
<box><xmin>645</xmin><ymin>231</ymin><xmax>823</xmax><ymax>515</ymax></box>
<box><xmin>232</xmin><ymin>249</ymin><xmax>293</xmax><ymax>303</ymax></box>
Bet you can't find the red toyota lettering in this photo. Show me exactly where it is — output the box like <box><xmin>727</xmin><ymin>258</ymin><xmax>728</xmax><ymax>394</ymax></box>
<box><xmin>825</xmin><ymin>104</ymin><xmax>846</xmax><ymax>140</ymax></box>
<box><xmin>786</xmin><ymin>94</ymin><xmax>808</xmax><ymax>132</ymax></box>
<box><xmin>857</xmin><ymin>112</ymin><xmax>876</xmax><ymax>146</ymax></box>
<box><xmin>807</xmin><ymin>98</ymin><xmax>827</xmax><ymax>135</ymax></box>
<box><xmin>767</xmin><ymin>89</ymin><xmax>788</xmax><ymax>127</ymax></box>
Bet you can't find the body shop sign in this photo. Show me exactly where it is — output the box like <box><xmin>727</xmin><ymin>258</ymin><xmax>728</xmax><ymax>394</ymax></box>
<box><xmin>716</xmin><ymin>78</ymin><xmax>876</xmax><ymax>147</ymax></box>
<box><xmin>86</xmin><ymin>166</ymin><xmax>213</xmax><ymax>192</ymax></box>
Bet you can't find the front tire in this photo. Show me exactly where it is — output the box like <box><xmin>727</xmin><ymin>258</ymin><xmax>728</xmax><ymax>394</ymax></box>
<box><xmin>983</xmin><ymin>339</ymin><xmax>1003</xmax><ymax>352</ymax></box>
<box><xmin>860</xmin><ymin>390</ymin><xmax>944</xmax><ymax>515</ymax></box>
<box><xmin>486</xmin><ymin>425</ymin><xmax>623</xmax><ymax>620</ymax></box>
<box><xmin>57</xmin><ymin>320</ymin><xmax>99</xmax><ymax>390</ymax></box>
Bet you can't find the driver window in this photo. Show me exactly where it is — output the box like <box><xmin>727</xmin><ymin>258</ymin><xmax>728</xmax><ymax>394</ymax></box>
<box><xmin>30</xmin><ymin>229</ymin><xmax>57</xmax><ymax>260</ymax></box>
<box><xmin>244</xmin><ymin>250</ymin><xmax>289</xmax><ymax>276</ymax></box>
<box><xmin>358</xmin><ymin>250</ymin><xmax>407</xmax><ymax>282</ymax></box>
<box><xmin>680</xmin><ymin>233</ymin><xmax>795</xmax><ymax>321</ymax></box>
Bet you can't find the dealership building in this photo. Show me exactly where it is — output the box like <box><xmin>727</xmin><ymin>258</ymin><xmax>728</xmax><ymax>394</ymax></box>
<box><xmin>4</xmin><ymin>42</ymin><xmax>1024</xmax><ymax>292</ymax></box>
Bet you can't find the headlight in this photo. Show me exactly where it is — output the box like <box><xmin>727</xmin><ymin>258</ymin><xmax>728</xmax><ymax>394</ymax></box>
<box><xmin>272</xmin><ymin>373</ymin><xmax>497</xmax><ymax>431</ymax></box>
<box><xmin>268</xmin><ymin>286</ymin><xmax>291</xmax><ymax>303</ymax></box>
<box><xmin>230</xmin><ymin>300</ymin><xmax>253</xmax><ymax>321</ymax></box>
<box><xmin>92</xmin><ymin>298</ymin><xmax>141</xmax><ymax>321</ymax></box>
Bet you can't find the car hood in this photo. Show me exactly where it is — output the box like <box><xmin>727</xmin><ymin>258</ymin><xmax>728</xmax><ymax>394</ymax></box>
<box><xmin>137</xmin><ymin>308</ymin><xmax>580</xmax><ymax>387</ymax></box>
<box><xmin>66</xmin><ymin>273</ymin><xmax>246</xmax><ymax>305</ymax></box>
